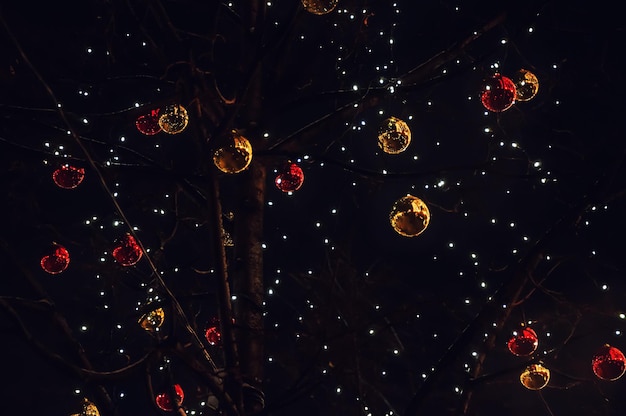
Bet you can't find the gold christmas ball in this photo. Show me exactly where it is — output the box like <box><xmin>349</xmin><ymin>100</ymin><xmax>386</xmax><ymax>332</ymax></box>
<box><xmin>520</xmin><ymin>363</ymin><xmax>550</xmax><ymax>390</ymax></box>
<box><xmin>158</xmin><ymin>104</ymin><xmax>189</xmax><ymax>134</ymax></box>
<box><xmin>301</xmin><ymin>0</ymin><xmax>338</xmax><ymax>15</ymax></box>
<box><xmin>512</xmin><ymin>69</ymin><xmax>539</xmax><ymax>102</ymax></box>
<box><xmin>70</xmin><ymin>398</ymin><xmax>100</xmax><ymax>416</ymax></box>
<box><xmin>213</xmin><ymin>133</ymin><xmax>253</xmax><ymax>174</ymax></box>
<box><xmin>389</xmin><ymin>195</ymin><xmax>430</xmax><ymax>237</ymax></box>
<box><xmin>378</xmin><ymin>116</ymin><xmax>411</xmax><ymax>154</ymax></box>
<box><xmin>138</xmin><ymin>307</ymin><xmax>165</xmax><ymax>332</ymax></box>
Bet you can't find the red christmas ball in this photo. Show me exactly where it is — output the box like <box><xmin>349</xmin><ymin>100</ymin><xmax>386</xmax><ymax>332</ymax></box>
<box><xmin>480</xmin><ymin>74</ymin><xmax>516</xmax><ymax>112</ymax></box>
<box><xmin>592</xmin><ymin>344</ymin><xmax>626</xmax><ymax>381</ymax></box>
<box><xmin>41</xmin><ymin>245</ymin><xmax>70</xmax><ymax>274</ymax></box>
<box><xmin>135</xmin><ymin>109</ymin><xmax>162</xmax><ymax>135</ymax></box>
<box><xmin>112</xmin><ymin>234</ymin><xmax>143</xmax><ymax>266</ymax></box>
<box><xmin>507</xmin><ymin>327</ymin><xmax>539</xmax><ymax>356</ymax></box>
<box><xmin>275</xmin><ymin>162</ymin><xmax>304</xmax><ymax>192</ymax></box>
<box><xmin>205</xmin><ymin>325</ymin><xmax>222</xmax><ymax>346</ymax></box>
<box><xmin>52</xmin><ymin>165</ymin><xmax>85</xmax><ymax>189</ymax></box>
<box><xmin>155</xmin><ymin>384</ymin><xmax>184</xmax><ymax>411</ymax></box>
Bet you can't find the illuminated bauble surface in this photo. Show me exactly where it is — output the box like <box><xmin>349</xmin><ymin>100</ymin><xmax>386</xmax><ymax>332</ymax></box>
<box><xmin>275</xmin><ymin>162</ymin><xmax>305</xmax><ymax>192</ymax></box>
<box><xmin>155</xmin><ymin>384</ymin><xmax>184</xmax><ymax>411</ymax></box>
<box><xmin>301</xmin><ymin>0</ymin><xmax>338</xmax><ymax>15</ymax></box>
<box><xmin>53</xmin><ymin>165</ymin><xmax>85</xmax><ymax>189</ymax></box>
<box><xmin>135</xmin><ymin>109</ymin><xmax>161</xmax><ymax>135</ymax></box>
<box><xmin>213</xmin><ymin>133</ymin><xmax>253</xmax><ymax>174</ymax></box>
<box><xmin>112</xmin><ymin>234</ymin><xmax>143</xmax><ymax>266</ymax></box>
<box><xmin>592</xmin><ymin>344</ymin><xmax>626</xmax><ymax>381</ymax></box>
<box><xmin>507</xmin><ymin>327</ymin><xmax>539</xmax><ymax>356</ymax></box>
<box><xmin>389</xmin><ymin>195</ymin><xmax>430</xmax><ymax>237</ymax></box>
<box><xmin>378</xmin><ymin>116</ymin><xmax>411</xmax><ymax>154</ymax></box>
<box><xmin>520</xmin><ymin>363</ymin><xmax>550</xmax><ymax>390</ymax></box>
<box><xmin>480</xmin><ymin>73</ymin><xmax>516</xmax><ymax>112</ymax></box>
<box><xmin>70</xmin><ymin>398</ymin><xmax>100</xmax><ymax>416</ymax></box>
<box><xmin>512</xmin><ymin>69</ymin><xmax>539</xmax><ymax>102</ymax></box>
<box><xmin>205</xmin><ymin>325</ymin><xmax>222</xmax><ymax>346</ymax></box>
<box><xmin>138</xmin><ymin>307</ymin><xmax>165</xmax><ymax>332</ymax></box>
<box><xmin>41</xmin><ymin>245</ymin><xmax>70</xmax><ymax>274</ymax></box>
<box><xmin>158</xmin><ymin>104</ymin><xmax>189</xmax><ymax>134</ymax></box>
<box><xmin>81</xmin><ymin>399</ymin><xmax>100</xmax><ymax>416</ymax></box>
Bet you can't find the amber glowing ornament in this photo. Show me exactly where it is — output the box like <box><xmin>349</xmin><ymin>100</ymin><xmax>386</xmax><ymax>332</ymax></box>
<box><xmin>70</xmin><ymin>398</ymin><xmax>100</xmax><ymax>416</ymax></box>
<box><xmin>52</xmin><ymin>165</ymin><xmax>85</xmax><ymax>189</ymax></box>
<box><xmin>213</xmin><ymin>132</ymin><xmax>253</xmax><ymax>174</ymax></box>
<box><xmin>275</xmin><ymin>162</ymin><xmax>305</xmax><ymax>192</ymax></box>
<box><xmin>592</xmin><ymin>344</ymin><xmax>626</xmax><ymax>381</ymax></box>
<box><xmin>158</xmin><ymin>104</ymin><xmax>188</xmax><ymax>134</ymax></box>
<box><xmin>507</xmin><ymin>327</ymin><xmax>539</xmax><ymax>356</ymax></box>
<box><xmin>138</xmin><ymin>307</ymin><xmax>165</xmax><ymax>332</ymax></box>
<box><xmin>512</xmin><ymin>69</ymin><xmax>539</xmax><ymax>102</ymax></box>
<box><xmin>520</xmin><ymin>363</ymin><xmax>550</xmax><ymax>390</ymax></box>
<box><xmin>41</xmin><ymin>244</ymin><xmax>70</xmax><ymax>274</ymax></box>
<box><xmin>135</xmin><ymin>109</ymin><xmax>162</xmax><ymax>135</ymax></box>
<box><xmin>480</xmin><ymin>73</ymin><xmax>516</xmax><ymax>112</ymax></box>
<box><xmin>155</xmin><ymin>384</ymin><xmax>185</xmax><ymax>412</ymax></box>
<box><xmin>389</xmin><ymin>195</ymin><xmax>430</xmax><ymax>237</ymax></box>
<box><xmin>112</xmin><ymin>234</ymin><xmax>143</xmax><ymax>266</ymax></box>
<box><xmin>301</xmin><ymin>0</ymin><xmax>338</xmax><ymax>15</ymax></box>
<box><xmin>378</xmin><ymin>116</ymin><xmax>411</xmax><ymax>154</ymax></box>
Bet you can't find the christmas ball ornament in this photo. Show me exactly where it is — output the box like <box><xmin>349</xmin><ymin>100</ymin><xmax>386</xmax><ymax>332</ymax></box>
<box><xmin>520</xmin><ymin>363</ymin><xmax>550</xmax><ymax>390</ymax></box>
<box><xmin>301</xmin><ymin>0</ymin><xmax>338</xmax><ymax>15</ymax></box>
<box><xmin>41</xmin><ymin>244</ymin><xmax>70</xmax><ymax>274</ymax></box>
<box><xmin>158</xmin><ymin>104</ymin><xmax>189</xmax><ymax>134</ymax></box>
<box><xmin>275</xmin><ymin>162</ymin><xmax>305</xmax><ymax>192</ymax></box>
<box><xmin>135</xmin><ymin>109</ymin><xmax>162</xmax><ymax>135</ymax></box>
<box><xmin>480</xmin><ymin>73</ymin><xmax>516</xmax><ymax>112</ymax></box>
<box><xmin>52</xmin><ymin>165</ymin><xmax>85</xmax><ymax>189</ymax></box>
<box><xmin>507</xmin><ymin>327</ymin><xmax>539</xmax><ymax>356</ymax></box>
<box><xmin>81</xmin><ymin>399</ymin><xmax>100</xmax><ymax>416</ymax></box>
<box><xmin>112</xmin><ymin>234</ymin><xmax>143</xmax><ymax>266</ymax></box>
<box><xmin>138</xmin><ymin>307</ymin><xmax>165</xmax><ymax>332</ymax></box>
<box><xmin>205</xmin><ymin>324</ymin><xmax>222</xmax><ymax>346</ymax></box>
<box><xmin>70</xmin><ymin>398</ymin><xmax>100</xmax><ymax>416</ymax></box>
<box><xmin>512</xmin><ymin>69</ymin><xmax>539</xmax><ymax>102</ymax></box>
<box><xmin>213</xmin><ymin>132</ymin><xmax>253</xmax><ymax>174</ymax></box>
<box><xmin>378</xmin><ymin>116</ymin><xmax>411</xmax><ymax>154</ymax></box>
<box><xmin>592</xmin><ymin>344</ymin><xmax>626</xmax><ymax>381</ymax></box>
<box><xmin>155</xmin><ymin>384</ymin><xmax>184</xmax><ymax>411</ymax></box>
<box><xmin>389</xmin><ymin>195</ymin><xmax>430</xmax><ymax>237</ymax></box>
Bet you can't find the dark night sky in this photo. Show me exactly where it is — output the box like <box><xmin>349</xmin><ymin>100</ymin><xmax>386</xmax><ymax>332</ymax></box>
<box><xmin>2</xmin><ymin>1</ymin><xmax>626</xmax><ymax>415</ymax></box>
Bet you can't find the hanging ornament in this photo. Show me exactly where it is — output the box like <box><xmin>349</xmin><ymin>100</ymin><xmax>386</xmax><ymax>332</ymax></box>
<box><xmin>138</xmin><ymin>307</ymin><xmax>165</xmax><ymax>332</ymax></box>
<box><xmin>301</xmin><ymin>0</ymin><xmax>338</xmax><ymax>15</ymax></box>
<box><xmin>155</xmin><ymin>384</ymin><xmax>185</xmax><ymax>412</ymax></box>
<box><xmin>70</xmin><ymin>398</ymin><xmax>100</xmax><ymax>416</ymax></box>
<box><xmin>135</xmin><ymin>109</ymin><xmax>162</xmax><ymax>135</ymax></box>
<box><xmin>213</xmin><ymin>132</ymin><xmax>253</xmax><ymax>174</ymax></box>
<box><xmin>507</xmin><ymin>327</ymin><xmax>539</xmax><ymax>356</ymax></box>
<box><xmin>158</xmin><ymin>104</ymin><xmax>189</xmax><ymax>134</ymax></box>
<box><xmin>52</xmin><ymin>165</ymin><xmax>85</xmax><ymax>189</ymax></box>
<box><xmin>205</xmin><ymin>323</ymin><xmax>222</xmax><ymax>346</ymax></box>
<box><xmin>592</xmin><ymin>344</ymin><xmax>626</xmax><ymax>381</ymax></box>
<box><xmin>480</xmin><ymin>73</ymin><xmax>516</xmax><ymax>112</ymax></box>
<box><xmin>519</xmin><ymin>363</ymin><xmax>550</xmax><ymax>390</ymax></box>
<box><xmin>389</xmin><ymin>195</ymin><xmax>430</xmax><ymax>237</ymax></box>
<box><xmin>275</xmin><ymin>162</ymin><xmax>305</xmax><ymax>192</ymax></box>
<box><xmin>378</xmin><ymin>116</ymin><xmax>411</xmax><ymax>154</ymax></box>
<box><xmin>112</xmin><ymin>234</ymin><xmax>143</xmax><ymax>266</ymax></box>
<box><xmin>512</xmin><ymin>69</ymin><xmax>539</xmax><ymax>102</ymax></box>
<box><xmin>40</xmin><ymin>244</ymin><xmax>70</xmax><ymax>274</ymax></box>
